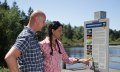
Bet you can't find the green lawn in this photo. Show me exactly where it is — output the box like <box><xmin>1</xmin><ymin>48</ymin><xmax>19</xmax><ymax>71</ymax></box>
<box><xmin>0</xmin><ymin>67</ymin><xmax>9</xmax><ymax>72</ymax></box>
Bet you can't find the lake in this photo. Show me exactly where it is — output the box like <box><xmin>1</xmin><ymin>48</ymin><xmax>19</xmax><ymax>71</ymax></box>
<box><xmin>64</xmin><ymin>46</ymin><xmax>120</xmax><ymax>69</ymax></box>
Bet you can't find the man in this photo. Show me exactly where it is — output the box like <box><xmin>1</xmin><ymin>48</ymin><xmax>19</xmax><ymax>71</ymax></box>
<box><xmin>4</xmin><ymin>10</ymin><xmax>46</xmax><ymax>72</ymax></box>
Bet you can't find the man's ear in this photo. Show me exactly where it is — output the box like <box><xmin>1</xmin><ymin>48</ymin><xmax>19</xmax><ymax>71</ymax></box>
<box><xmin>35</xmin><ymin>17</ymin><xmax>38</xmax><ymax>23</ymax></box>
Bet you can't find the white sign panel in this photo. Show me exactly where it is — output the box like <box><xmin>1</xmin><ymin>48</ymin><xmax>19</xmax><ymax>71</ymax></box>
<box><xmin>84</xmin><ymin>19</ymin><xmax>109</xmax><ymax>72</ymax></box>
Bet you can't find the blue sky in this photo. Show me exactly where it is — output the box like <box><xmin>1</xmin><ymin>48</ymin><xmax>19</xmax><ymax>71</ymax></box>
<box><xmin>1</xmin><ymin>0</ymin><xmax>120</xmax><ymax>30</ymax></box>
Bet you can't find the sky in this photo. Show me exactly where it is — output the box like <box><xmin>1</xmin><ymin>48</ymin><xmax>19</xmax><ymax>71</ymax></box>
<box><xmin>0</xmin><ymin>0</ymin><xmax>120</xmax><ymax>30</ymax></box>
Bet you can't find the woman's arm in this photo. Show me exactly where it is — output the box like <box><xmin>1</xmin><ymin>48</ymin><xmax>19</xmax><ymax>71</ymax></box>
<box><xmin>60</xmin><ymin>42</ymin><xmax>78</xmax><ymax>64</ymax></box>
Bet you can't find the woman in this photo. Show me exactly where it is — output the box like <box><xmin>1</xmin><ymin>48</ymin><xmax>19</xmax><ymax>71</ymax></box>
<box><xmin>40</xmin><ymin>21</ymin><xmax>89</xmax><ymax>72</ymax></box>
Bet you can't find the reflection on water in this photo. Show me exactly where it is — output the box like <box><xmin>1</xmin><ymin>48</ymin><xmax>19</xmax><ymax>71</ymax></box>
<box><xmin>65</xmin><ymin>46</ymin><xmax>120</xmax><ymax>69</ymax></box>
<box><xmin>109</xmin><ymin>47</ymin><xmax>120</xmax><ymax>69</ymax></box>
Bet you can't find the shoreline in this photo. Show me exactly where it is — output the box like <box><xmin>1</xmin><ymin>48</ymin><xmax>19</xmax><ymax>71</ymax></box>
<box><xmin>109</xmin><ymin>45</ymin><xmax>120</xmax><ymax>48</ymax></box>
<box><xmin>62</xmin><ymin>68</ymin><xmax>120</xmax><ymax>72</ymax></box>
<box><xmin>64</xmin><ymin>45</ymin><xmax>120</xmax><ymax>48</ymax></box>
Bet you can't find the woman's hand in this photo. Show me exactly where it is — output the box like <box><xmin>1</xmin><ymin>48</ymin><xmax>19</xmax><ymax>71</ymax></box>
<box><xmin>78</xmin><ymin>58</ymin><xmax>91</xmax><ymax>65</ymax></box>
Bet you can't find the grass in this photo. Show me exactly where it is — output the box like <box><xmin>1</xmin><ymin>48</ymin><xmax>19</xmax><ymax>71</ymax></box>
<box><xmin>110</xmin><ymin>69</ymin><xmax>120</xmax><ymax>72</ymax></box>
<box><xmin>0</xmin><ymin>67</ymin><xmax>9</xmax><ymax>72</ymax></box>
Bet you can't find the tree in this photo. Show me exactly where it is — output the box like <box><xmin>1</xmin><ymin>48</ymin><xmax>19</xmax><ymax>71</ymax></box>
<box><xmin>1</xmin><ymin>0</ymin><xmax>9</xmax><ymax>10</ymax></box>
<box><xmin>73</xmin><ymin>26</ymin><xmax>84</xmax><ymax>40</ymax></box>
<box><xmin>20</xmin><ymin>11</ymin><xmax>28</xmax><ymax>26</ymax></box>
<box><xmin>62</xmin><ymin>24</ymin><xmax>73</xmax><ymax>39</ymax></box>
<box><xmin>28</xmin><ymin>7</ymin><xmax>33</xmax><ymax>19</ymax></box>
<box><xmin>0</xmin><ymin>1</ymin><xmax>22</xmax><ymax>67</ymax></box>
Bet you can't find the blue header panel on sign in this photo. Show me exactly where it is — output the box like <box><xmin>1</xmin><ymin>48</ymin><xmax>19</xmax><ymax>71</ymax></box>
<box><xmin>86</xmin><ymin>22</ymin><xmax>106</xmax><ymax>28</ymax></box>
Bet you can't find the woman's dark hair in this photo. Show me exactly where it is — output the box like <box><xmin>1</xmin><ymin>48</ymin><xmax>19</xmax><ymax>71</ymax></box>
<box><xmin>48</xmin><ymin>21</ymin><xmax>63</xmax><ymax>55</ymax></box>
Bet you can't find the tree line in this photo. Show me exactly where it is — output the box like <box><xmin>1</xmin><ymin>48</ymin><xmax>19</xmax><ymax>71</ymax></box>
<box><xmin>0</xmin><ymin>0</ymin><xmax>120</xmax><ymax>67</ymax></box>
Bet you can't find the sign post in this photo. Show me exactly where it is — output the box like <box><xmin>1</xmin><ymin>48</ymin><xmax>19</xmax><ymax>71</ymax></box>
<box><xmin>84</xmin><ymin>19</ymin><xmax>109</xmax><ymax>72</ymax></box>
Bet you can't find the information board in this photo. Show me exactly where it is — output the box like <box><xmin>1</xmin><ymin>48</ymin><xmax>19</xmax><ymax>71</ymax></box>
<box><xmin>84</xmin><ymin>19</ymin><xmax>109</xmax><ymax>72</ymax></box>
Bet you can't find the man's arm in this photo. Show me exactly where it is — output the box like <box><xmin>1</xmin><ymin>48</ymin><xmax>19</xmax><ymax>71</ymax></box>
<box><xmin>4</xmin><ymin>47</ymin><xmax>21</xmax><ymax>72</ymax></box>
